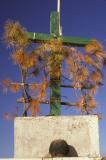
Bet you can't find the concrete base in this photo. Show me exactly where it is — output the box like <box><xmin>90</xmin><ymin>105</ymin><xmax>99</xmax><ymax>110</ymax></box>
<box><xmin>14</xmin><ymin>115</ymin><xmax>100</xmax><ymax>158</ymax></box>
<box><xmin>0</xmin><ymin>157</ymin><xmax>102</xmax><ymax>160</ymax></box>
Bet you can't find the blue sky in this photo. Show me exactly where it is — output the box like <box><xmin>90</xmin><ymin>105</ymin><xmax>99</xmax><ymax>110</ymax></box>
<box><xmin>0</xmin><ymin>0</ymin><xmax>106</xmax><ymax>157</ymax></box>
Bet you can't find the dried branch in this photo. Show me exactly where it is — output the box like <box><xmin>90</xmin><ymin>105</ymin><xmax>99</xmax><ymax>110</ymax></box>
<box><xmin>61</xmin><ymin>84</ymin><xmax>94</xmax><ymax>90</ymax></box>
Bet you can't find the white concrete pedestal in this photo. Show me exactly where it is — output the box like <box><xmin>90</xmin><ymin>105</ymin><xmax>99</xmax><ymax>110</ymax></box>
<box><xmin>14</xmin><ymin>115</ymin><xmax>100</xmax><ymax>158</ymax></box>
<box><xmin>0</xmin><ymin>158</ymin><xmax>102</xmax><ymax>160</ymax></box>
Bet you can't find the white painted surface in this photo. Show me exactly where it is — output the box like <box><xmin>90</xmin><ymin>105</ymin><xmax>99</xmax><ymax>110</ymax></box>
<box><xmin>0</xmin><ymin>158</ymin><xmax>101</xmax><ymax>160</ymax></box>
<box><xmin>14</xmin><ymin>116</ymin><xmax>100</xmax><ymax>158</ymax></box>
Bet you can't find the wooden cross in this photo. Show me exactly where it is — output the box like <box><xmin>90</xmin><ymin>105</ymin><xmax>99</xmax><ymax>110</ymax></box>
<box><xmin>26</xmin><ymin>0</ymin><xmax>92</xmax><ymax>115</ymax></box>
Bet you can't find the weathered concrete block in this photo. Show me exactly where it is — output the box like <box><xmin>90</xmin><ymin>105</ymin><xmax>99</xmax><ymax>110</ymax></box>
<box><xmin>14</xmin><ymin>115</ymin><xmax>100</xmax><ymax>158</ymax></box>
<box><xmin>0</xmin><ymin>158</ymin><xmax>102</xmax><ymax>160</ymax></box>
<box><xmin>0</xmin><ymin>159</ymin><xmax>41</xmax><ymax>160</ymax></box>
<box><xmin>43</xmin><ymin>158</ymin><xmax>101</xmax><ymax>160</ymax></box>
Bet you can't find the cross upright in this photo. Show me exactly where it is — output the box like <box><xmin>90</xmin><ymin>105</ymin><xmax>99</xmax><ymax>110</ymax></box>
<box><xmin>27</xmin><ymin>0</ymin><xmax>92</xmax><ymax>115</ymax></box>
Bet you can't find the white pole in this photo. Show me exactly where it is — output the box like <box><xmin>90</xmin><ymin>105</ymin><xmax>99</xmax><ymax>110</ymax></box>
<box><xmin>57</xmin><ymin>0</ymin><xmax>60</xmax><ymax>13</ymax></box>
<box><xmin>57</xmin><ymin>0</ymin><xmax>62</xmax><ymax>35</ymax></box>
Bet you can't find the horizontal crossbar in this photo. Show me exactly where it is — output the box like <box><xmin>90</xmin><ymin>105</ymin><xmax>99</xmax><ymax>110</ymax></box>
<box><xmin>27</xmin><ymin>32</ymin><xmax>92</xmax><ymax>47</ymax></box>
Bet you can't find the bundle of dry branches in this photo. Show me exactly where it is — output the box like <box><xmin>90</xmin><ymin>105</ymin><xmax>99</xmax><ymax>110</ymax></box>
<box><xmin>2</xmin><ymin>20</ymin><xmax>105</xmax><ymax>116</ymax></box>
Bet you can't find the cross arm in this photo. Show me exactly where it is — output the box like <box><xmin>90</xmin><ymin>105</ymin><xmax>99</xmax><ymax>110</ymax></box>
<box><xmin>59</xmin><ymin>36</ymin><xmax>91</xmax><ymax>47</ymax></box>
<box><xmin>26</xmin><ymin>32</ymin><xmax>52</xmax><ymax>42</ymax></box>
<box><xmin>27</xmin><ymin>32</ymin><xmax>92</xmax><ymax>47</ymax></box>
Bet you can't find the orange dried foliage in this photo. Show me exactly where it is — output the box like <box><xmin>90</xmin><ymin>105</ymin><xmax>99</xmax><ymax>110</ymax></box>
<box><xmin>90</xmin><ymin>71</ymin><xmax>102</xmax><ymax>84</ymax></box>
<box><xmin>33</xmin><ymin>39</ymin><xmax>63</xmax><ymax>57</ymax></box>
<box><xmin>29</xmin><ymin>99</ymin><xmax>40</xmax><ymax>116</ymax></box>
<box><xmin>41</xmin><ymin>80</ymin><xmax>48</xmax><ymax>90</ymax></box>
<box><xmin>89</xmin><ymin>86</ymin><xmax>97</xmax><ymax>95</ymax></box>
<box><xmin>76</xmin><ymin>95</ymin><xmax>96</xmax><ymax>113</ymax></box>
<box><xmin>85</xmin><ymin>40</ymin><xmax>102</xmax><ymax>54</ymax></box>
<box><xmin>51</xmin><ymin>67</ymin><xmax>61</xmax><ymax>79</ymax></box>
<box><xmin>29</xmin><ymin>83</ymin><xmax>39</xmax><ymax>90</ymax></box>
<box><xmin>67</xmin><ymin>57</ymin><xmax>78</xmax><ymax>76</ymax></box>
<box><xmin>27</xmin><ymin>54</ymin><xmax>37</xmax><ymax>68</ymax></box>
<box><xmin>3</xmin><ymin>22</ymin><xmax>105</xmax><ymax>116</ymax></box>
<box><xmin>4</xmin><ymin>20</ymin><xmax>29</xmax><ymax>48</ymax></box>
<box><xmin>49</xmin><ymin>39</ymin><xmax>63</xmax><ymax>53</ymax></box>
<box><xmin>81</xmin><ymin>67</ymin><xmax>89</xmax><ymax>77</ymax></box>
<box><xmin>76</xmin><ymin>67</ymin><xmax>89</xmax><ymax>82</ymax></box>
<box><xmin>12</xmin><ymin>50</ymin><xmax>36</xmax><ymax>69</ymax></box>
<box><xmin>38</xmin><ymin>90</ymin><xmax>46</xmax><ymax>99</ymax></box>
<box><xmin>38</xmin><ymin>80</ymin><xmax>48</xmax><ymax>99</ymax></box>
<box><xmin>96</xmin><ymin>114</ymin><xmax>102</xmax><ymax>120</ymax></box>
<box><xmin>2</xmin><ymin>79</ymin><xmax>11</xmax><ymax>93</ymax></box>
<box><xmin>84</xmin><ymin>55</ymin><xmax>94</xmax><ymax>64</ymax></box>
<box><xmin>95</xmin><ymin>51</ymin><xmax>105</xmax><ymax>60</ymax></box>
<box><xmin>88</xmin><ymin>98</ymin><xmax>96</xmax><ymax>108</ymax></box>
<box><xmin>2</xmin><ymin>79</ymin><xmax>11</xmax><ymax>87</ymax></box>
<box><xmin>76</xmin><ymin>96</ymin><xmax>85</xmax><ymax>109</ymax></box>
<box><xmin>10</xmin><ymin>84</ymin><xmax>21</xmax><ymax>93</ymax></box>
<box><xmin>84</xmin><ymin>54</ymin><xmax>101</xmax><ymax>69</ymax></box>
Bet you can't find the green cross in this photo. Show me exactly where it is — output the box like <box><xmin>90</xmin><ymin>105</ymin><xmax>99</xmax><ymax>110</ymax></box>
<box><xmin>27</xmin><ymin>11</ymin><xmax>92</xmax><ymax>116</ymax></box>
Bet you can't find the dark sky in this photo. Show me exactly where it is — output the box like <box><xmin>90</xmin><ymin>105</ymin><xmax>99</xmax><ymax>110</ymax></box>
<box><xmin>0</xmin><ymin>0</ymin><xmax>106</xmax><ymax>157</ymax></box>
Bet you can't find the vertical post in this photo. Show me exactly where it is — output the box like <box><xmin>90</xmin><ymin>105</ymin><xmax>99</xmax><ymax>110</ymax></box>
<box><xmin>50</xmin><ymin>11</ymin><xmax>61</xmax><ymax>115</ymax></box>
<box><xmin>57</xmin><ymin>0</ymin><xmax>61</xmax><ymax>35</ymax></box>
<box><xmin>57</xmin><ymin>0</ymin><xmax>60</xmax><ymax>13</ymax></box>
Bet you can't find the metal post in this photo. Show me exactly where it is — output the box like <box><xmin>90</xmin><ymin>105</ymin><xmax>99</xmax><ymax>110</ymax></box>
<box><xmin>57</xmin><ymin>0</ymin><xmax>62</xmax><ymax>35</ymax></box>
<box><xmin>57</xmin><ymin>0</ymin><xmax>60</xmax><ymax>13</ymax></box>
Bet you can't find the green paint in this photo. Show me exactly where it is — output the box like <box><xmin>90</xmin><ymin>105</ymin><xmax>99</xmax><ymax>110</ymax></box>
<box><xmin>50</xmin><ymin>11</ymin><xmax>60</xmax><ymax>37</ymax></box>
<box><xmin>27</xmin><ymin>32</ymin><xmax>52</xmax><ymax>41</ymax></box>
<box><xmin>27</xmin><ymin>32</ymin><xmax>91</xmax><ymax>47</ymax></box>
<box><xmin>49</xmin><ymin>12</ymin><xmax>61</xmax><ymax>115</ymax></box>
<box><xmin>59</xmin><ymin>36</ymin><xmax>91</xmax><ymax>46</ymax></box>
<box><xmin>50</xmin><ymin>78</ymin><xmax>61</xmax><ymax>115</ymax></box>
